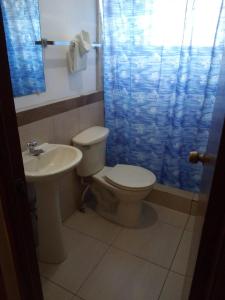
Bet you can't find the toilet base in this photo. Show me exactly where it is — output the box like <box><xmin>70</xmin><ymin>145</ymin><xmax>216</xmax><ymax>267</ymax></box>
<box><xmin>91</xmin><ymin>182</ymin><xmax>148</xmax><ymax>228</ymax></box>
<box><xmin>96</xmin><ymin>200</ymin><xmax>143</xmax><ymax>228</ymax></box>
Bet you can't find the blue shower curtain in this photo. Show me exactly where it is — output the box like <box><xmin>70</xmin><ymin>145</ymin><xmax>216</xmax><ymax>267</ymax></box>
<box><xmin>1</xmin><ymin>0</ymin><xmax>45</xmax><ymax>97</ymax></box>
<box><xmin>103</xmin><ymin>0</ymin><xmax>225</xmax><ymax>192</ymax></box>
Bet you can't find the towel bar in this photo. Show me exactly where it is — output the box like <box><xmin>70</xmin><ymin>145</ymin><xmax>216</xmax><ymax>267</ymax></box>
<box><xmin>35</xmin><ymin>38</ymin><xmax>101</xmax><ymax>48</ymax></box>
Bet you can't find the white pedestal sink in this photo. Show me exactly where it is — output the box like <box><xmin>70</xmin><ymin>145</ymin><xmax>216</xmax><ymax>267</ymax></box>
<box><xmin>23</xmin><ymin>143</ymin><xmax>82</xmax><ymax>264</ymax></box>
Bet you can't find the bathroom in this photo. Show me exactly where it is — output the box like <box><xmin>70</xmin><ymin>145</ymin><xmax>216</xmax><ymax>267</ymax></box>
<box><xmin>1</xmin><ymin>0</ymin><xmax>225</xmax><ymax>299</ymax></box>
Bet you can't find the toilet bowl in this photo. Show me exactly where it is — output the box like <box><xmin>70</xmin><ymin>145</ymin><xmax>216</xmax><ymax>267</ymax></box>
<box><xmin>92</xmin><ymin>165</ymin><xmax>156</xmax><ymax>227</ymax></box>
<box><xmin>72</xmin><ymin>126</ymin><xmax>156</xmax><ymax>227</ymax></box>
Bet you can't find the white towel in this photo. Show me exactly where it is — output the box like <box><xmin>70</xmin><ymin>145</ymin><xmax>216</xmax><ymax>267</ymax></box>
<box><xmin>67</xmin><ymin>31</ymin><xmax>91</xmax><ymax>74</ymax></box>
<box><xmin>67</xmin><ymin>40</ymin><xmax>87</xmax><ymax>73</ymax></box>
<box><xmin>77</xmin><ymin>30</ymin><xmax>91</xmax><ymax>55</ymax></box>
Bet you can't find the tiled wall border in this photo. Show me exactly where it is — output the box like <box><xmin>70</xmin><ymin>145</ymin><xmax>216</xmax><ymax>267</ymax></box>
<box><xmin>147</xmin><ymin>183</ymin><xmax>199</xmax><ymax>215</ymax></box>
<box><xmin>16</xmin><ymin>91</ymin><xmax>103</xmax><ymax>126</ymax></box>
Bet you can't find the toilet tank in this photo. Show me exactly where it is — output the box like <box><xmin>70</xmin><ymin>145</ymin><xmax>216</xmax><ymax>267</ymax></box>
<box><xmin>72</xmin><ymin>126</ymin><xmax>109</xmax><ymax>177</ymax></box>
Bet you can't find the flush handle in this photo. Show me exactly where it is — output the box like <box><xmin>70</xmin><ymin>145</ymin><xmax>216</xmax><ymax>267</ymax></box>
<box><xmin>189</xmin><ymin>151</ymin><xmax>211</xmax><ymax>164</ymax></box>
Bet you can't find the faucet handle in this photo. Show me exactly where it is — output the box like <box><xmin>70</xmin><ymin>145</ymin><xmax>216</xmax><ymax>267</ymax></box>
<box><xmin>27</xmin><ymin>140</ymin><xmax>38</xmax><ymax>148</ymax></box>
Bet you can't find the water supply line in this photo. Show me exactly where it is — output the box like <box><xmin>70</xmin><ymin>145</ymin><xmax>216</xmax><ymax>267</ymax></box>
<box><xmin>79</xmin><ymin>177</ymin><xmax>91</xmax><ymax>212</ymax></box>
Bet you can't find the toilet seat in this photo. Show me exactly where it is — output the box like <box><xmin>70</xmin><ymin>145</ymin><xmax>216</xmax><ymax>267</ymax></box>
<box><xmin>105</xmin><ymin>164</ymin><xmax>156</xmax><ymax>191</ymax></box>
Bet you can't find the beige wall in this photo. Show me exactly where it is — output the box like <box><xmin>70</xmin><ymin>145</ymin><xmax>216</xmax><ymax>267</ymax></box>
<box><xmin>18</xmin><ymin>101</ymin><xmax>104</xmax><ymax>220</ymax></box>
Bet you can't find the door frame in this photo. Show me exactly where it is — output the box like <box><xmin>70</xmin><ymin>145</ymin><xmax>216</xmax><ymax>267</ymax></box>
<box><xmin>0</xmin><ymin>9</ymin><xmax>43</xmax><ymax>300</ymax></box>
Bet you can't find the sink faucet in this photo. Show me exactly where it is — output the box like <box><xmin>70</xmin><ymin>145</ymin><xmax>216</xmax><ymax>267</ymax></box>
<box><xmin>27</xmin><ymin>141</ymin><xmax>44</xmax><ymax>156</ymax></box>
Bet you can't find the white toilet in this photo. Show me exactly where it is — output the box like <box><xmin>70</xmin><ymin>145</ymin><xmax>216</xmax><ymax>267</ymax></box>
<box><xmin>72</xmin><ymin>126</ymin><xmax>156</xmax><ymax>227</ymax></box>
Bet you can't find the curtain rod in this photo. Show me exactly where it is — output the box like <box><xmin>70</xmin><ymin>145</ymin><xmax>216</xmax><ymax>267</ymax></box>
<box><xmin>35</xmin><ymin>38</ymin><xmax>102</xmax><ymax>48</ymax></box>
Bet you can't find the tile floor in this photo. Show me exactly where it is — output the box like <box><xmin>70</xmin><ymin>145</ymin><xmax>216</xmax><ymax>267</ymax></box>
<box><xmin>39</xmin><ymin>202</ymin><xmax>194</xmax><ymax>300</ymax></box>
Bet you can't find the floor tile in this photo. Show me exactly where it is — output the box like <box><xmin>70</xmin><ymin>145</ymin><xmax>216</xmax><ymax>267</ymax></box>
<box><xmin>64</xmin><ymin>208</ymin><xmax>122</xmax><ymax>244</ymax></box>
<box><xmin>39</xmin><ymin>227</ymin><xmax>108</xmax><ymax>294</ymax></box>
<box><xmin>147</xmin><ymin>202</ymin><xmax>189</xmax><ymax>228</ymax></box>
<box><xmin>185</xmin><ymin>216</ymin><xmax>196</xmax><ymax>232</ymax></box>
<box><xmin>182</xmin><ymin>276</ymin><xmax>193</xmax><ymax>299</ymax></box>
<box><xmin>159</xmin><ymin>272</ymin><xmax>187</xmax><ymax>300</ymax></box>
<box><xmin>171</xmin><ymin>231</ymin><xmax>193</xmax><ymax>275</ymax></box>
<box><xmin>78</xmin><ymin>247</ymin><xmax>167</xmax><ymax>300</ymax></box>
<box><xmin>41</xmin><ymin>278</ymin><xmax>74</xmax><ymax>300</ymax></box>
<box><xmin>113</xmin><ymin>220</ymin><xmax>183</xmax><ymax>268</ymax></box>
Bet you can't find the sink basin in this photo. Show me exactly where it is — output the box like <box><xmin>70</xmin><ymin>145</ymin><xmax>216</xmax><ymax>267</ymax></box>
<box><xmin>23</xmin><ymin>143</ymin><xmax>82</xmax><ymax>182</ymax></box>
<box><xmin>22</xmin><ymin>143</ymin><xmax>83</xmax><ymax>264</ymax></box>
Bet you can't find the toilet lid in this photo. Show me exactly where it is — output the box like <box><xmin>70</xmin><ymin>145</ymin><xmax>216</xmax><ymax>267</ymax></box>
<box><xmin>105</xmin><ymin>164</ymin><xmax>156</xmax><ymax>190</ymax></box>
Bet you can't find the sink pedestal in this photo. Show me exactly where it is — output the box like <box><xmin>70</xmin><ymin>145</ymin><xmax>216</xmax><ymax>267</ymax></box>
<box><xmin>35</xmin><ymin>179</ymin><xmax>67</xmax><ymax>263</ymax></box>
<box><xmin>23</xmin><ymin>143</ymin><xmax>83</xmax><ymax>263</ymax></box>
